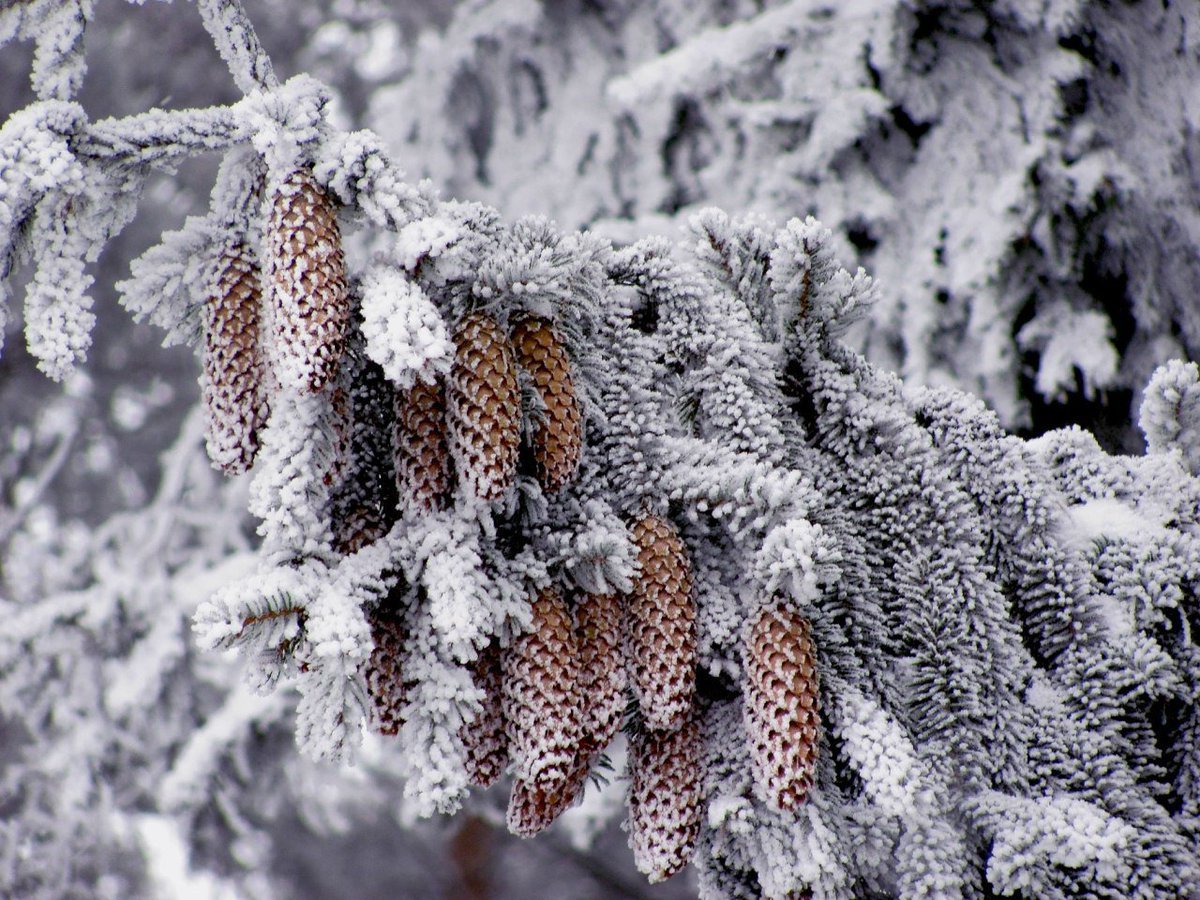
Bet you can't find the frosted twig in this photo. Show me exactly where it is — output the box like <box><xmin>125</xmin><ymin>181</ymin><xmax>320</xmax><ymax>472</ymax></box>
<box><xmin>196</xmin><ymin>0</ymin><xmax>279</xmax><ymax>95</ymax></box>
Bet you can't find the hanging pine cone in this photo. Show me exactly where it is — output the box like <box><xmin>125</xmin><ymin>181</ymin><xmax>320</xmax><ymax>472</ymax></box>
<box><xmin>625</xmin><ymin>514</ymin><xmax>697</xmax><ymax>732</ymax></box>
<box><xmin>576</xmin><ymin>591</ymin><xmax>626</xmax><ymax>755</ymax></box>
<box><xmin>332</xmin><ymin>354</ymin><xmax>397</xmax><ymax>554</ymax></box>
<box><xmin>447</xmin><ymin>313</ymin><xmax>521</xmax><ymax>501</ymax></box>
<box><xmin>394</xmin><ymin>378</ymin><xmax>452</xmax><ymax>512</ymax></box>
<box><xmin>629</xmin><ymin>713</ymin><xmax>703</xmax><ymax>883</ymax></box>
<box><xmin>462</xmin><ymin>641</ymin><xmax>509</xmax><ymax>788</ymax></box>
<box><xmin>502</xmin><ymin>586</ymin><xmax>583</xmax><ymax>798</ymax></box>
<box><xmin>202</xmin><ymin>243</ymin><xmax>268</xmax><ymax>474</ymax></box>
<box><xmin>365</xmin><ymin>601</ymin><xmax>408</xmax><ymax>736</ymax></box>
<box><xmin>507</xmin><ymin>758</ymin><xmax>589</xmax><ymax>837</ymax></box>
<box><xmin>510</xmin><ymin>314</ymin><xmax>583</xmax><ymax>492</ymax></box>
<box><xmin>267</xmin><ymin>167</ymin><xmax>348</xmax><ymax>393</ymax></box>
<box><xmin>744</xmin><ymin>601</ymin><xmax>820</xmax><ymax>811</ymax></box>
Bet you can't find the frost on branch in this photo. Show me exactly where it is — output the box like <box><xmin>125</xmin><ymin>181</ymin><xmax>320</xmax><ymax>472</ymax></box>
<box><xmin>359</xmin><ymin>264</ymin><xmax>452</xmax><ymax>389</ymax></box>
<box><xmin>1140</xmin><ymin>358</ymin><xmax>1200</xmax><ymax>476</ymax></box>
<box><xmin>188</xmin><ymin>163</ymin><xmax>1196</xmax><ymax>891</ymax></box>
<box><xmin>373</xmin><ymin>1</ymin><xmax>1200</xmax><ymax>435</ymax></box>
<box><xmin>4</xmin><ymin>3</ymin><xmax>1200</xmax><ymax>895</ymax></box>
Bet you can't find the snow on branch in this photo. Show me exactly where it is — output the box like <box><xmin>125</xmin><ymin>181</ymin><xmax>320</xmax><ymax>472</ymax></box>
<box><xmin>3</xmin><ymin>3</ymin><xmax>1200</xmax><ymax>897</ymax></box>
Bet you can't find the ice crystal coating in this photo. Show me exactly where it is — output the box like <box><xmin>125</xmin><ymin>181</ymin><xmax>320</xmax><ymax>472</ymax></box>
<box><xmin>625</xmin><ymin>514</ymin><xmax>697</xmax><ymax>732</ymax></box>
<box><xmin>201</xmin><ymin>243</ymin><xmax>268</xmax><ymax>474</ymax></box>
<box><xmin>4</xmin><ymin>4</ymin><xmax>1200</xmax><ymax>893</ymax></box>
<box><xmin>392</xmin><ymin>377</ymin><xmax>452</xmax><ymax>513</ymax></box>
<box><xmin>266</xmin><ymin>167</ymin><xmax>349</xmax><ymax>393</ymax></box>
<box><xmin>446</xmin><ymin>312</ymin><xmax>521</xmax><ymax>502</ymax></box>
<box><xmin>1140</xmin><ymin>359</ymin><xmax>1200</xmax><ymax>476</ymax></box>
<box><xmin>510</xmin><ymin>313</ymin><xmax>583</xmax><ymax>492</ymax></box>
<box><xmin>360</xmin><ymin>265</ymin><xmax>452</xmax><ymax>390</ymax></box>
<box><xmin>461</xmin><ymin>641</ymin><xmax>508</xmax><ymax>788</ymax></box>
<box><xmin>502</xmin><ymin>586</ymin><xmax>583</xmax><ymax>800</ymax></box>
<box><xmin>744</xmin><ymin>601</ymin><xmax>820</xmax><ymax>812</ymax></box>
<box><xmin>629</xmin><ymin>713</ymin><xmax>703</xmax><ymax>883</ymax></box>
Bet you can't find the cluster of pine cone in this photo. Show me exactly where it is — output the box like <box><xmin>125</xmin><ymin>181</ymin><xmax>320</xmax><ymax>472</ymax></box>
<box><xmin>200</xmin><ymin>165</ymin><xmax>823</xmax><ymax>884</ymax></box>
<box><xmin>368</xmin><ymin>512</ymin><xmax>821</xmax><ymax>882</ymax></box>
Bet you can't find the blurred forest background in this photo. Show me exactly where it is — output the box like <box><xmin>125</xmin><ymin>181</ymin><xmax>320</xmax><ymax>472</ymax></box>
<box><xmin>1</xmin><ymin>1</ymin><xmax>1197</xmax><ymax>897</ymax></box>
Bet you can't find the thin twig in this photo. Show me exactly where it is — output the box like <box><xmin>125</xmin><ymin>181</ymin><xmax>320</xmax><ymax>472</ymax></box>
<box><xmin>196</xmin><ymin>0</ymin><xmax>279</xmax><ymax>95</ymax></box>
<box><xmin>0</xmin><ymin>416</ymin><xmax>78</xmax><ymax>546</ymax></box>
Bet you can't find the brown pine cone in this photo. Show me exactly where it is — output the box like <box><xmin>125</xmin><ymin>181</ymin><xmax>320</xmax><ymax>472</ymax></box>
<box><xmin>365</xmin><ymin>602</ymin><xmax>408</xmax><ymax>736</ymax></box>
<box><xmin>629</xmin><ymin>714</ymin><xmax>703</xmax><ymax>883</ymax></box>
<box><xmin>506</xmin><ymin>758</ymin><xmax>589</xmax><ymax>837</ymax></box>
<box><xmin>510</xmin><ymin>314</ymin><xmax>583</xmax><ymax>492</ymax></box>
<box><xmin>625</xmin><ymin>514</ymin><xmax>697</xmax><ymax>731</ymax></box>
<box><xmin>447</xmin><ymin>313</ymin><xmax>521</xmax><ymax>502</ymax></box>
<box><xmin>502</xmin><ymin>586</ymin><xmax>583</xmax><ymax>796</ymax></box>
<box><xmin>394</xmin><ymin>378</ymin><xmax>452</xmax><ymax>512</ymax></box>
<box><xmin>462</xmin><ymin>642</ymin><xmax>509</xmax><ymax>788</ymax></box>
<box><xmin>267</xmin><ymin>168</ymin><xmax>348</xmax><ymax>393</ymax></box>
<box><xmin>202</xmin><ymin>243</ymin><xmax>268</xmax><ymax>474</ymax></box>
<box><xmin>575</xmin><ymin>591</ymin><xmax>626</xmax><ymax>755</ymax></box>
<box><xmin>744</xmin><ymin>601</ymin><xmax>820</xmax><ymax>811</ymax></box>
<box><xmin>332</xmin><ymin>502</ymin><xmax>389</xmax><ymax>556</ymax></box>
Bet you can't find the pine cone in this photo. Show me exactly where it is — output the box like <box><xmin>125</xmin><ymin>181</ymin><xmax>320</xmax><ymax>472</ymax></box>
<box><xmin>202</xmin><ymin>243</ymin><xmax>267</xmax><ymax>474</ymax></box>
<box><xmin>333</xmin><ymin>502</ymin><xmax>388</xmax><ymax>556</ymax></box>
<box><xmin>267</xmin><ymin>168</ymin><xmax>348</xmax><ymax>393</ymax></box>
<box><xmin>502</xmin><ymin>586</ymin><xmax>583</xmax><ymax>796</ymax></box>
<box><xmin>510</xmin><ymin>314</ymin><xmax>583</xmax><ymax>492</ymax></box>
<box><xmin>462</xmin><ymin>642</ymin><xmax>509</xmax><ymax>788</ymax></box>
<box><xmin>629</xmin><ymin>714</ymin><xmax>703</xmax><ymax>883</ymax></box>
<box><xmin>332</xmin><ymin>356</ymin><xmax>397</xmax><ymax>554</ymax></box>
<box><xmin>365</xmin><ymin>602</ymin><xmax>408</xmax><ymax>736</ymax></box>
<box><xmin>744</xmin><ymin>602</ymin><xmax>820</xmax><ymax>811</ymax></box>
<box><xmin>625</xmin><ymin>514</ymin><xmax>697</xmax><ymax>731</ymax></box>
<box><xmin>394</xmin><ymin>378</ymin><xmax>452</xmax><ymax>512</ymax></box>
<box><xmin>507</xmin><ymin>758</ymin><xmax>589</xmax><ymax>837</ymax></box>
<box><xmin>576</xmin><ymin>591</ymin><xmax>626</xmax><ymax>755</ymax></box>
<box><xmin>447</xmin><ymin>313</ymin><xmax>521</xmax><ymax>501</ymax></box>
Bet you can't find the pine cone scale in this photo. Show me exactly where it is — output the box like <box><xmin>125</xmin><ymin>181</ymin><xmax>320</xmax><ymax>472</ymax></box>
<box><xmin>267</xmin><ymin>168</ymin><xmax>349</xmax><ymax>393</ymax></box>
<box><xmin>744</xmin><ymin>602</ymin><xmax>820</xmax><ymax>812</ymax></box>
<box><xmin>629</xmin><ymin>713</ymin><xmax>703</xmax><ymax>883</ymax></box>
<box><xmin>202</xmin><ymin>243</ymin><xmax>268</xmax><ymax>475</ymax></box>
<box><xmin>503</xmin><ymin>587</ymin><xmax>584</xmax><ymax>800</ymax></box>
<box><xmin>448</xmin><ymin>313</ymin><xmax>521</xmax><ymax>501</ymax></box>
<box><xmin>511</xmin><ymin>314</ymin><xmax>583</xmax><ymax>492</ymax></box>
<box><xmin>625</xmin><ymin>515</ymin><xmax>696</xmax><ymax>732</ymax></box>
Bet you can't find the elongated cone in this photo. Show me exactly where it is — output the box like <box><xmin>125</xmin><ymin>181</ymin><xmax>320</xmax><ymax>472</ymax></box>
<box><xmin>629</xmin><ymin>714</ymin><xmax>703</xmax><ymax>882</ymax></box>
<box><xmin>510</xmin><ymin>314</ymin><xmax>583</xmax><ymax>492</ymax></box>
<box><xmin>507</xmin><ymin>758</ymin><xmax>589</xmax><ymax>837</ymax></box>
<box><xmin>267</xmin><ymin>168</ymin><xmax>348</xmax><ymax>393</ymax></box>
<box><xmin>576</xmin><ymin>591</ymin><xmax>626</xmax><ymax>755</ymax></box>
<box><xmin>394</xmin><ymin>378</ymin><xmax>452</xmax><ymax>512</ymax></box>
<box><xmin>462</xmin><ymin>642</ymin><xmax>508</xmax><ymax>788</ymax></box>
<box><xmin>202</xmin><ymin>244</ymin><xmax>267</xmax><ymax>474</ymax></box>
<box><xmin>447</xmin><ymin>313</ymin><xmax>521</xmax><ymax>501</ymax></box>
<box><xmin>502</xmin><ymin>587</ymin><xmax>583</xmax><ymax>796</ymax></box>
<box><xmin>332</xmin><ymin>356</ymin><xmax>397</xmax><ymax>554</ymax></box>
<box><xmin>365</xmin><ymin>603</ymin><xmax>407</xmax><ymax>736</ymax></box>
<box><xmin>744</xmin><ymin>601</ymin><xmax>820</xmax><ymax>811</ymax></box>
<box><xmin>625</xmin><ymin>514</ymin><xmax>696</xmax><ymax>731</ymax></box>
